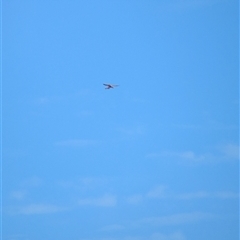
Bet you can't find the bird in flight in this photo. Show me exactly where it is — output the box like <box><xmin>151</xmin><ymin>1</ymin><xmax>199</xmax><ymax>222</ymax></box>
<box><xmin>103</xmin><ymin>83</ymin><xmax>119</xmax><ymax>89</ymax></box>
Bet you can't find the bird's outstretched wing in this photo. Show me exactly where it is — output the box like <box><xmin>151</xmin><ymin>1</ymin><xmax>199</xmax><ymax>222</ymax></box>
<box><xmin>103</xmin><ymin>83</ymin><xmax>119</xmax><ymax>88</ymax></box>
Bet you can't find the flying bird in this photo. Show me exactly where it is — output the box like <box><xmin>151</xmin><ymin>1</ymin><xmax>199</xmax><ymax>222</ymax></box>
<box><xmin>103</xmin><ymin>83</ymin><xmax>119</xmax><ymax>89</ymax></box>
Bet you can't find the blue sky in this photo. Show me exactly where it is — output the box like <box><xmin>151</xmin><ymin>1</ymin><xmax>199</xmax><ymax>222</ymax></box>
<box><xmin>2</xmin><ymin>0</ymin><xmax>239</xmax><ymax>240</ymax></box>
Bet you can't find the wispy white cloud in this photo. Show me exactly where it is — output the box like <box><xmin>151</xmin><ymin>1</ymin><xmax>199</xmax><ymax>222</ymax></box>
<box><xmin>150</xmin><ymin>232</ymin><xmax>186</xmax><ymax>240</ymax></box>
<box><xmin>221</xmin><ymin>144</ymin><xmax>239</xmax><ymax>160</ymax></box>
<box><xmin>79</xmin><ymin>177</ymin><xmax>109</xmax><ymax>190</ymax></box>
<box><xmin>152</xmin><ymin>151</ymin><xmax>209</xmax><ymax>162</ymax></box>
<box><xmin>3</xmin><ymin>148</ymin><xmax>29</xmax><ymax>159</ymax></box>
<box><xmin>213</xmin><ymin>191</ymin><xmax>239</xmax><ymax>199</ymax></box>
<box><xmin>55</xmin><ymin>139</ymin><xmax>97</xmax><ymax>147</ymax></box>
<box><xmin>125</xmin><ymin>185</ymin><xmax>167</xmax><ymax>205</ymax></box>
<box><xmin>125</xmin><ymin>194</ymin><xmax>143</xmax><ymax>204</ymax></box>
<box><xmin>4</xmin><ymin>234</ymin><xmax>27</xmax><ymax>240</ymax></box>
<box><xmin>118</xmin><ymin>125</ymin><xmax>145</xmax><ymax>137</ymax></box>
<box><xmin>140</xmin><ymin>212</ymin><xmax>214</xmax><ymax>226</ymax></box>
<box><xmin>92</xmin><ymin>216</ymin><xmax>195</xmax><ymax>240</ymax></box>
<box><xmin>78</xmin><ymin>194</ymin><xmax>117</xmax><ymax>207</ymax></box>
<box><xmin>177</xmin><ymin>191</ymin><xmax>239</xmax><ymax>200</ymax></box>
<box><xmin>20</xmin><ymin>176</ymin><xmax>43</xmax><ymax>188</ymax></box>
<box><xmin>57</xmin><ymin>177</ymin><xmax>108</xmax><ymax>192</ymax></box>
<box><xmin>35</xmin><ymin>97</ymin><xmax>50</xmax><ymax>105</ymax></box>
<box><xmin>126</xmin><ymin>185</ymin><xmax>169</xmax><ymax>204</ymax></box>
<box><xmin>147</xmin><ymin>143</ymin><xmax>239</xmax><ymax>163</ymax></box>
<box><xmin>125</xmin><ymin>185</ymin><xmax>238</xmax><ymax>205</ymax></box>
<box><xmin>78</xmin><ymin>110</ymin><xmax>93</xmax><ymax>117</ymax></box>
<box><xmin>100</xmin><ymin>224</ymin><xmax>125</xmax><ymax>232</ymax></box>
<box><xmin>33</xmin><ymin>95</ymin><xmax>65</xmax><ymax>106</ymax></box>
<box><xmin>10</xmin><ymin>190</ymin><xmax>27</xmax><ymax>201</ymax></box>
<box><xmin>207</xmin><ymin>119</ymin><xmax>239</xmax><ymax>131</ymax></box>
<box><xmin>177</xmin><ymin>191</ymin><xmax>208</xmax><ymax>200</ymax></box>
<box><xmin>172</xmin><ymin>123</ymin><xmax>201</xmax><ymax>130</ymax></box>
<box><xmin>147</xmin><ymin>185</ymin><xmax>167</xmax><ymax>199</ymax></box>
<box><xmin>14</xmin><ymin>203</ymin><xmax>66</xmax><ymax>215</ymax></box>
<box><xmin>171</xmin><ymin>118</ymin><xmax>238</xmax><ymax>131</ymax></box>
<box><xmin>78</xmin><ymin>231</ymin><xmax>186</xmax><ymax>240</ymax></box>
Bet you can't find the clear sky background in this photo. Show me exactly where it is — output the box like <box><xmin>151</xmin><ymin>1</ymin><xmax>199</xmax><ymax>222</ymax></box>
<box><xmin>2</xmin><ymin>0</ymin><xmax>239</xmax><ymax>240</ymax></box>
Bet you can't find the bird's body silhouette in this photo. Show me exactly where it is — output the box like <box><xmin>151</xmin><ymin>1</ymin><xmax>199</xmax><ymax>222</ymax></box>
<box><xmin>103</xmin><ymin>83</ymin><xmax>119</xmax><ymax>89</ymax></box>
